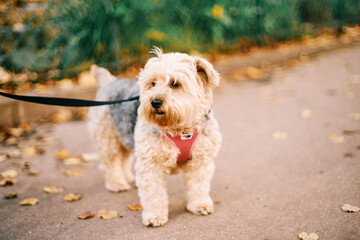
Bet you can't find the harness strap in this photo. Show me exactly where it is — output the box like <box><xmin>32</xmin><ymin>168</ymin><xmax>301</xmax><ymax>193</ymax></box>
<box><xmin>158</xmin><ymin>128</ymin><xmax>202</xmax><ymax>165</ymax></box>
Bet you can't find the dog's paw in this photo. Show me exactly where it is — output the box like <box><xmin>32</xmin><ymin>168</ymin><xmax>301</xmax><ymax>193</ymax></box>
<box><xmin>105</xmin><ymin>180</ymin><xmax>131</xmax><ymax>192</ymax></box>
<box><xmin>187</xmin><ymin>198</ymin><xmax>214</xmax><ymax>216</ymax></box>
<box><xmin>142</xmin><ymin>212</ymin><xmax>168</xmax><ymax>227</ymax></box>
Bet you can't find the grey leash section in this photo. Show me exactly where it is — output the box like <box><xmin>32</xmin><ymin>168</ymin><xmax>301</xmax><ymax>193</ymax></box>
<box><xmin>0</xmin><ymin>91</ymin><xmax>140</xmax><ymax>107</ymax></box>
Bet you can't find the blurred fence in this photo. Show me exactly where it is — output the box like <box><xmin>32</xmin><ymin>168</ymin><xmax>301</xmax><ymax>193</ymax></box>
<box><xmin>0</xmin><ymin>0</ymin><xmax>359</xmax><ymax>81</ymax></box>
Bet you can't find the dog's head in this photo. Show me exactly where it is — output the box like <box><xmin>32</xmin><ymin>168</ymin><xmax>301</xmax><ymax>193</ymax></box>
<box><xmin>138</xmin><ymin>47</ymin><xmax>220</xmax><ymax>130</ymax></box>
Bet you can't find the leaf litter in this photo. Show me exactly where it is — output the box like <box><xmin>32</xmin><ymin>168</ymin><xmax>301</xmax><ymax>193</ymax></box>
<box><xmin>43</xmin><ymin>186</ymin><xmax>64</xmax><ymax>194</ymax></box>
<box><xmin>64</xmin><ymin>193</ymin><xmax>82</xmax><ymax>202</ymax></box>
<box><xmin>341</xmin><ymin>203</ymin><xmax>360</xmax><ymax>212</ymax></box>
<box><xmin>128</xmin><ymin>203</ymin><xmax>142</xmax><ymax>211</ymax></box>
<box><xmin>4</xmin><ymin>192</ymin><xmax>17</xmax><ymax>199</ymax></box>
<box><xmin>78</xmin><ymin>212</ymin><xmax>95</xmax><ymax>220</ymax></box>
<box><xmin>298</xmin><ymin>232</ymin><xmax>319</xmax><ymax>240</ymax></box>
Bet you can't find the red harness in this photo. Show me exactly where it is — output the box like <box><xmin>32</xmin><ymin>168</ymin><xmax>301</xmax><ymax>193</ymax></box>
<box><xmin>158</xmin><ymin>128</ymin><xmax>202</xmax><ymax>165</ymax></box>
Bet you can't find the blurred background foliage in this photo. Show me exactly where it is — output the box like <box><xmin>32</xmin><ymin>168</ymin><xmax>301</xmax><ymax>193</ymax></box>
<box><xmin>0</xmin><ymin>0</ymin><xmax>359</xmax><ymax>81</ymax></box>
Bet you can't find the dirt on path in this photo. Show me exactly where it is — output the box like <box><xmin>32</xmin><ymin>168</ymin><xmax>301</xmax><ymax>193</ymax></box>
<box><xmin>0</xmin><ymin>46</ymin><xmax>359</xmax><ymax>240</ymax></box>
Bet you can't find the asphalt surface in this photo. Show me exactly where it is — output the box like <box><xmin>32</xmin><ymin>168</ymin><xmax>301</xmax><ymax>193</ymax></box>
<box><xmin>0</xmin><ymin>46</ymin><xmax>360</xmax><ymax>240</ymax></box>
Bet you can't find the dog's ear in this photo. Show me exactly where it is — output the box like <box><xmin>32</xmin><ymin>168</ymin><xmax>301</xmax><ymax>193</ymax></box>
<box><xmin>195</xmin><ymin>57</ymin><xmax>220</xmax><ymax>88</ymax></box>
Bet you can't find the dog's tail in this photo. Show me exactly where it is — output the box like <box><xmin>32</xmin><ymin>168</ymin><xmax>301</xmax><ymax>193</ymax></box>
<box><xmin>91</xmin><ymin>65</ymin><xmax>117</xmax><ymax>86</ymax></box>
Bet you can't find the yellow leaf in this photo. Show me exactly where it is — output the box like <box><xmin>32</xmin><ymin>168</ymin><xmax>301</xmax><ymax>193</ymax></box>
<box><xmin>21</xmin><ymin>146</ymin><xmax>37</xmax><ymax>158</ymax></box>
<box><xmin>78</xmin><ymin>212</ymin><xmax>95</xmax><ymax>220</ymax></box>
<box><xmin>329</xmin><ymin>134</ymin><xmax>343</xmax><ymax>143</ymax></box>
<box><xmin>56</xmin><ymin>150</ymin><xmax>70</xmax><ymax>160</ymax></box>
<box><xmin>65</xmin><ymin>170</ymin><xmax>84</xmax><ymax>177</ymax></box>
<box><xmin>341</xmin><ymin>203</ymin><xmax>360</xmax><ymax>212</ymax></box>
<box><xmin>1</xmin><ymin>169</ymin><xmax>18</xmax><ymax>178</ymax></box>
<box><xmin>64</xmin><ymin>193</ymin><xmax>82</xmax><ymax>202</ymax></box>
<box><xmin>97</xmin><ymin>209</ymin><xmax>118</xmax><ymax>220</ymax></box>
<box><xmin>63</xmin><ymin>157</ymin><xmax>83</xmax><ymax>166</ymax></box>
<box><xmin>298</xmin><ymin>232</ymin><xmax>319</xmax><ymax>240</ymax></box>
<box><xmin>300</xmin><ymin>109</ymin><xmax>313</xmax><ymax>119</ymax></box>
<box><xmin>272</xmin><ymin>131</ymin><xmax>288</xmax><ymax>140</ymax></box>
<box><xmin>4</xmin><ymin>192</ymin><xmax>17</xmax><ymax>199</ymax></box>
<box><xmin>20</xmin><ymin>198</ymin><xmax>39</xmax><ymax>206</ymax></box>
<box><xmin>43</xmin><ymin>186</ymin><xmax>64</xmax><ymax>194</ymax></box>
<box><xmin>212</xmin><ymin>5</ymin><xmax>224</xmax><ymax>19</ymax></box>
<box><xmin>8</xmin><ymin>127</ymin><xmax>23</xmax><ymax>137</ymax></box>
<box><xmin>247</xmin><ymin>66</ymin><xmax>264</xmax><ymax>79</ymax></box>
<box><xmin>81</xmin><ymin>153</ymin><xmax>99</xmax><ymax>162</ymax></box>
<box><xmin>127</xmin><ymin>203</ymin><xmax>142</xmax><ymax>211</ymax></box>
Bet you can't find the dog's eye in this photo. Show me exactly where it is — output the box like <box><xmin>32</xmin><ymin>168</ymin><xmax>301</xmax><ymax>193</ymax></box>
<box><xmin>152</xmin><ymin>82</ymin><xmax>156</xmax><ymax>87</ymax></box>
<box><xmin>171</xmin><ymin>81</ymin><xmax>179</xmax><ymax>89</ymax></box>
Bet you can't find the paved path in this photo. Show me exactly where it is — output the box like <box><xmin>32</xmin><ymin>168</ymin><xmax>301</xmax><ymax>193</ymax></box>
<box><xmin>0</xmin><ymin>46</ymin><xmax>359</xmax><ymax>239</ymax></box>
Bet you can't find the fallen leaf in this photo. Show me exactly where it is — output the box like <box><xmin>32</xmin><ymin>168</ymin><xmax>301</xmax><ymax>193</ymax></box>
<box><xmin>65</xmin><ymin>170</ymin><xmax>84</xmax><ymax>177</ymax></box>
<box><xmin>344</xmin><ymin>153</ymin><xmax>353</xmax><ymax>158</ymax></box>
<box><xmin>272</xmin><ymin>131</ymin><xmax>288</xmax><ymax>140</ymax></box>
<box><xmin>78</xmin><ymin>212</ymin><xmax>95</xmax><ymax>220</ymax></box>
<box><xmin>341</xmin><ymin>203</ymin><xmax>360</xmax><ymax>212</ymax></box>
<box><xmin>5</xmin><ymin>137</ymin><xmax>18</xmax><ymax>146</ymax></box>
<box><xmin>21</xmin><ymin>146</ymin><xmax>37</xmax><ymax>158</ymax></box>
<box><xmin>53</xmin><ymin>109</ymin><xmax>73</xmax><ymax>123</ymax></box>
<box><xmin>97</xmin><ymin>209</ymin><xmax>118</xmax><ymax>220</ymax></box>
<box><xmin>1</xmin><ymin>169</ymin><xmax>18</xmax><ymax>178</ymax></box>
<box><xmin>4</xmin><ymin>192</ymin><xmax>17</xmax><ymax>199</ymax></box>
<box><xmin>43</xmin><ymin>186</ymin><xmax>64</xmax><ymax>194</ymax></box>
<box><xmin>7</xmin><ymin>150</ymin><xmax>21</xmax><ymax>158</ymax></box>
<box><xmin>20</xmin><ymin>123</ymin><xmax>31</xmax><ymax>133</ymax></box>
<box><xmin>329</xmin><ymin>134</ymin><xmax>343</xmax><ymax>143</ymax></box>
<box><xmin>247</xmin><ymin>66</ymin><xmax>264</xmax><ymax>79</ymax></box>
<box><xmin>63</xmin><ymin>157</ymin><xmax>83</xmax><ymax>165</ymax></box>
<box><xmin>81</xmin><ymin>153</ymin><xmax>99</xmax><ymax>162</ymax></box>
<box><xmin>0</xmin><ymin>178</ymin><xmax>17</xmax><ymax>186</ymax></box>
<box><xmin>298</xmin><ymin>232</ymin><xmax>319</xmax><ymax>240</ymax></box>
<box><xmin>343</xmin><ymin>130</ymin><xmax>360</xmax><ymax>135</ymax></box>
<box><xmin>346</xmin><ymin>91</ymin><xmax>355</xmax><ymax>100</ymax></box>
<box><xmin>300</xmin><ymin>109</ymin><xmax>313</xmax><ymax>119</ymax></box>
<box><xmin>13</xmin><ymin>161</ymin><xmax>31</xmax><ymax>169</ymax></box>
<box><xmin>64</xmin><ymin>193</ymin><xmax>82</xmax><ymax>202</ymax></box>
<box><xmin>27</xmin><ymin>170</ymin><xmax>39</xmax><ymax>176</ymax></box>
<box><xmin>8</xmin><ymin>127</ymin><xmax>23</xmax><ymax>137</ymax></box>
<box><xmin>127</xmin><ymin>203</ymin><xmax>142</xmax><ymax>211</ymax></box>
<box><xmin>20</xmin><ymin>198</ymin><xmax>39</xmax><ymax>206</ymax></box>
<box><xmin>56</xmin><ymin>150</ymin><xmax>70</xmax><ymax>160</ymax></box>
<box><xmin>349</xmin><ymin>113</ymin><xmax>360</xmax><ymax>121</ymax></box>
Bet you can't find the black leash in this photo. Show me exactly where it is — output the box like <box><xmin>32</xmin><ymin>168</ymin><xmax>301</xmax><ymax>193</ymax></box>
<box><xmin>0</xmin><ymin>91</ymin><xmax>139</xmax><ymax>107</ymax></box>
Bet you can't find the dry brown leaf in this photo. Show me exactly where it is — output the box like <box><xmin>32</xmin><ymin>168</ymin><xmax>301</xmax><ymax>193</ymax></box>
<box><xmin>1</xmin><ymin>169</ymin><xmax>18</xmax><ymax>178</ymax></box>
<box><xmin>13</xmin><ymin>161</ymin><xmax>31</xmax><ymax>169</ymax></box>
<box><xmin>127</xmin><ymin>203</ymin><xmax>142</xmax><ymax>211</ymax></box>
<box><xmin>298</xmin><ymin>232</ymin><xmax>319</xmax><ymax>240</ymax></box>
<box><xmin>27</xmin><ymin>170</ymin><xmax>39</xmax><ymax>176</ymax></box>
<box><xmin>78</xmin><ymin>212</ymin><xmax>95</xmax><ymax>220</ymax></box>
<box><xmin>4</xmin><ymin>192</ymin><xmax>17</xmax><ymax>199</ymax></box>
<box><xmin>0</xmin><ymin>178</ymin><xmax>17</xmax><ymax>186</ymax></box>
<box><xmin>81</xmin><ymin>153</ymin><xmax>99</xmax><ymax>162</ymax></box>
<box><xmin>63</xmin><ymin>157</ymin><xmax>83</xmax><ymax>165</ymax></box>
<box><xmin>97</xmin><ymin>209</ymin><xmax>118</xmax><ymax>220</ymax></box>
<box><xmin>65</xmin><ymin>170</ymin><xmax>84</xmax><ymax>177</ymax></box>
<box><xmin>43</xmin><ymin>186</ymin><xmax>64</xmax><ymax>194</ymax></box>
<box><xmin>56</xmin><ymin>150</ymin><xmax>70</xmax><ymax>160</ymax></box>
<box><xmin>64</xmin><ymin>193</ymin><xmax>82</xmax><ymax>202</ymax></box>
<box><xmin>20</xmin><ymin>198</ymin><xmax>39</xmax><ymax>206</ymax></box>
<box><xmin>329</xmin><ymin>134</ymin><xmax>343</xmax><ymax>143</ymax></box>
<box><xmin>341</xmin><ymin>203</ymin><xmax>360</xmax><ymax>212</ymax></box>
<box><xmin>301</xmin><ymin>109</ymin><xmax>313</xmax><ymax>119</ymax></box>
<box><xmin>272</xmin><ymin>131</ymin><xmax>288</xmax><ymax>140</ymax></box>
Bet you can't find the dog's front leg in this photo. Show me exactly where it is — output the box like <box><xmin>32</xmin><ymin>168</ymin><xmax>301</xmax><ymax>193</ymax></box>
<box><xmin>136</xmin><ymin>162</ymin><xmax>168</xmax><ymax>227</ymax></box>
<box><xmin>183</xmin><ymin>159</ymin><xmax>215</xmax><ymax>215</ymax></box>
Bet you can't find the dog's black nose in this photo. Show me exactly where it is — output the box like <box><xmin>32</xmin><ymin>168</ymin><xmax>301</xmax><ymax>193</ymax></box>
<box><xmin>151</xmin><ymin>99</ymin><xmax>162</xmax><ymax>109</ymax></box>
